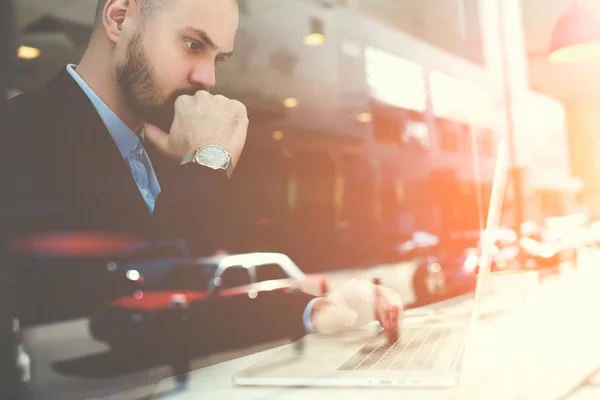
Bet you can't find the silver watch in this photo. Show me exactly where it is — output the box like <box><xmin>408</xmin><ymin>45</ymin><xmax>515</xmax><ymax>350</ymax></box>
<box><xmin>181</xmin><ymin>145</ymin><xmax>233</xmax><ymax>179</ymax></box>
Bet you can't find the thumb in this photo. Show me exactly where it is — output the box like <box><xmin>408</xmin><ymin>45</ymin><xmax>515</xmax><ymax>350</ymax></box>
<box><xmin>143</xmin><ymin>122</ymin><xmax>170</xmax><ymax>154</ymax></box>
<box><xmin>312</xmin><ymin>303</ymin><xmax>358</xmax><ymax>335</ymax></box>
<box><xmin>335</xmin><ymin>306</ymin><xmax>358</xmax><ymax>327</ymax></box>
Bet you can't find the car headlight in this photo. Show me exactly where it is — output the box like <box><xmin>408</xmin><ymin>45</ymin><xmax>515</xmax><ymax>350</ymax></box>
<box><xmin>539</xmin><ymin>244</ymin><xmax>555</xmax><ymax>258</ymax></box>
<box><xmin>463</xmin><ymin>254</ymin><xmax>478</xmax><ymax>272</ymax></box>
<box><xmin>427</xmin><ymin>262</ymin><xmax>441</xmax><ymax>273</ymax></box>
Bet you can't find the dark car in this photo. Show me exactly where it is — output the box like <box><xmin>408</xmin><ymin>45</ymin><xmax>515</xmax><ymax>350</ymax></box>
<box><xmin>411</xmin><ymin>231</ymin><xmax>481</xmax><ymax>304</ymax></box>
<box><xmin>89</xmin><ymin>252</ymin><xmax>325</xmax><ymax>356</ymax></box>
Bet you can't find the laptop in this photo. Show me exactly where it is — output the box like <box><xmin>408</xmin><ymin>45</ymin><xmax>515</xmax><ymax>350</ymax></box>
<box><xmin>232</xmin><ymin>140</ymin><xmax>512</xmax><ymax>388</ymax></box>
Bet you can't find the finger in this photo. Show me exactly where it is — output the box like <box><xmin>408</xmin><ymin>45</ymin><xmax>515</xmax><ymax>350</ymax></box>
<box><xmin>387</xmin><ymin>308</ymin><xmax>400</xmax><ymax>343</ymax></box>
<box><xmin>380</xmin><ymin>287</ymin><xmax>404</xmax><ymax>309</ymax></box>
<box><xmin>143</xmin><ymin>123</ymin><xmax>170</xmax><ymax>151</ymax></box>
<box><xmin>380</xmin><ymin>289</ymin><xmax>404</xmax><ymax>324</ymax></box>
<box><xmin>387</xmin><ymin>305</ymin><xmax>399</xmax><ymax>331</ymax></box>
<box><xmin>378</xmin><ymin>299</ymin><xmax>400</xmax><ymax>333</ymax></box>
<box><xmin>373</xmin><ymin>278</ymin><xmax>383</xmax><ymax>322</ymax></box>
<box><xmin>375</xmin><ymin>295</ymin><xmax>391</xmax><ymax>329</ymax></box>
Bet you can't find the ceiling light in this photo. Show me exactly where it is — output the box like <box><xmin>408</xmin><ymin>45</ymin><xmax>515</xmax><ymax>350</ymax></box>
<box><xmin>283</xmin><ymin>97</ymin><xmax>298</xmax><ymax>108</ymax></box>
<box><xmin>304</xmin><ymin>18</ymin><xmax>326</xmax><ymax>46</ymax></box>
<box><xmin>548</xmin><ymin>2</ymin><xmax>600</xmax><ymax>63</ymax></box>
<box><xmin>17</xmin><ymin>46</ymin><xmax>40</xmax><ymax>60</ymax></box>
<box><xmin>357</xmin><ymin>112</ymin><xmax>372</xmax><ymax>123</ymax></box>
<box><xmin>272</xmin><ymin>130</ymin><xmax>285</xmax><ymax>141</ymax></box>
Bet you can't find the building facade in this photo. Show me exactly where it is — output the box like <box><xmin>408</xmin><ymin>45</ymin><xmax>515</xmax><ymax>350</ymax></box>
<box><xmin>10</xmin><ymin>0</ymin><xmax>579</xmax><ymax>268</ymax></box>
<box><xmin>207</xmin><ymin>0</ymin><xmax>576</xmax><ymax>268</ymax></box>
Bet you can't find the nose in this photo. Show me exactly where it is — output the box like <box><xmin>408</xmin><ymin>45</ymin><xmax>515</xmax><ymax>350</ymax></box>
<box><xmin>189</xmin><ymin>62</ymin><xmax>216</xmax><ymax>91</ymax></box>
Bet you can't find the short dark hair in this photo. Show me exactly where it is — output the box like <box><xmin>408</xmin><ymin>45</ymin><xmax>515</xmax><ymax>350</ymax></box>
<box><xmin>94</xmin><ymin>0</ymin><xmax>237</xmax><ymax>26</ymax></box>
<box><xmin>94</xmin><ymin>0</ymin><xmax>169</xmax><ymax>26</ymax></box>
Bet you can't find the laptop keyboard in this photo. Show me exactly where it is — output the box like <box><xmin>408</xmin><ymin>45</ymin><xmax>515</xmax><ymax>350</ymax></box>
<box><xmin>338</xmin><ymin>326</ymin><xmax>465</xmax><ymax>371</ymax></box>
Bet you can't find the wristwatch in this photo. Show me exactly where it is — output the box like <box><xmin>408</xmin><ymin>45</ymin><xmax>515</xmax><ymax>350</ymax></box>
<box><xmin>181</xmin><ymin>145</ymin><xmax>234</xmax><ymax>179</ymax></box>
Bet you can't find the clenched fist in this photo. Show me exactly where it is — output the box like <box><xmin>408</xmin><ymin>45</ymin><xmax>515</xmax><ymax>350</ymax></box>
<box><xmin>144</xmin><ymin>91</ymin><xmax>248</xmax><ymax>169</ymax></box>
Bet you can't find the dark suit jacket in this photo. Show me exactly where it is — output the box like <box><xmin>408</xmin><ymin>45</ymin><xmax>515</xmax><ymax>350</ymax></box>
<box><xmin>0</xmin><ymin>68</ymin><xmax>313</xmax><ymax>345</ymax></box>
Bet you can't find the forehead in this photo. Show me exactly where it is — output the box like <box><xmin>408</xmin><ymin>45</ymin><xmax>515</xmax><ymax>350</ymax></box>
<box><xmin>159</xmin><ymin>0</ymin><xmax>239</xmax><ymax>49</ymax></box>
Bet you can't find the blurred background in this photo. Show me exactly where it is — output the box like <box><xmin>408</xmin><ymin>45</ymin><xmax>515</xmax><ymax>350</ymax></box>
<box><xmin>4</xmin><ymin>0</ymin><xmax>600</xmax><ymax>399</ymax></box>
<box><xmin>5</xmin><ymin>0</ymin><xmax>596</xmax><ymax>268</ymax></box>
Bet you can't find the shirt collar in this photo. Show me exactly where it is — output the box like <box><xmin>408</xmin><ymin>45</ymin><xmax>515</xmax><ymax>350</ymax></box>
<box><xmin>66</xmin><ymin>64</ymin><xmax>140</xmax><ymax>158</ymax></box>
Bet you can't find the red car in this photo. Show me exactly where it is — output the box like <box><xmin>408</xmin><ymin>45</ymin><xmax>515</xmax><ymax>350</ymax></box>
<box><xmin>89</xmin><ymin>252</ymin><xmax>325</xmax><ymax>355</ymax></box>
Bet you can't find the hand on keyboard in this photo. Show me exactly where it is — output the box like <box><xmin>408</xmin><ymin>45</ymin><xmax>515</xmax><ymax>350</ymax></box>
<box><xmin>310</xmin><ymin>279</ymin><xmax>404</xmax><ymax>337</ymax></box>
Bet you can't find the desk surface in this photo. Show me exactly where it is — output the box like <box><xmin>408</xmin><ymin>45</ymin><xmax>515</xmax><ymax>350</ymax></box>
<box><xmin>151</xmin><ymin>257</ymin><xmax>600</xmax><ymax>400</ymax></box>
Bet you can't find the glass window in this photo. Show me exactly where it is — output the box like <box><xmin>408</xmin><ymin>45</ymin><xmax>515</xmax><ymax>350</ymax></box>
<box><xmin>351</xmin><ymin>0</ymin><xmax>483</xmax><ymax>65</ymax></box>
<box><xmin>3</xmin><ymin>1</ymin><xmax>523</xmax><ymax>398</ymax></box>
<box><xmin>160</xmin><ymin>263</ymin><xmax>215</xmax><ymax>291</ymax></box>
<box><xmin>365</xmin><ymin>46</ymin><xmax>426</xmax><ymax>111</ymax></box>
<box><xmin>255</xmin><ymin>264</ymin><xmax>289</xmax><ymax>282</ymax></box>
<box><xmin>219</xmin><ymin>266</ymin><xmax>251</xmax><ymax>289</ymax></box>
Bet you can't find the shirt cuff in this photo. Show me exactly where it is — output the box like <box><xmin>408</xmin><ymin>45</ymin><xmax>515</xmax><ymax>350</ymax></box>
<box><xmin>303</xmin><ymin>297</ymin><xmax>322</xmax><ymax>333</ymax></box>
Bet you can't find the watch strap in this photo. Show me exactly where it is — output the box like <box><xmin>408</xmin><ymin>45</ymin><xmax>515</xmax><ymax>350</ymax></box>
<box><xmin>224</xmin><ymin>158</ymin><xmax>234</xmax><ymax>180</ymax></box>
<box><xmin>180</xmin><ymin>146</ymin><xmax>234</xmax><ymax>180</ymax></box>
<box><xmin>180</xmin><ymin>149</ymin><xmax>197</xmax><ymax>165</ymax></box>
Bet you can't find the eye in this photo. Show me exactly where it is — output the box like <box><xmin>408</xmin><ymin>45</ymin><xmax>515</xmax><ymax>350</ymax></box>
<box><xmin>184</xmin><ymin>40</ymin><xmax>205</xmax><ymax>52</ymax></box>
<box><xmin>215</xmin><ymin>56</ymin><xmax>226</xmax><ymax>65</ymax></box>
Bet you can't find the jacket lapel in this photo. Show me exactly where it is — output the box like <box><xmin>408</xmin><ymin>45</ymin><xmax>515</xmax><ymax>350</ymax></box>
<box><xmin>40</xmin><ymin>68</ymin><xmax>152</xmax><ymax>234</ymax></box>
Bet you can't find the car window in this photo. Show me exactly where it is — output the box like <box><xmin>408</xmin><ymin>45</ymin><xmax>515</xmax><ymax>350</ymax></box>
<box><xmin>220</xmin><ymin>266</ymin><xmax>251</xmax><ymax>289</ymax></box>
<box><xmin>255</xmin><ymin>263</ymin><xmax>289</xmax><ymax>282</ymax></box>
<box><xmin>160</xmin><ymin>263</ymin><xmax>215</xmax><ymax>291</ymax></box>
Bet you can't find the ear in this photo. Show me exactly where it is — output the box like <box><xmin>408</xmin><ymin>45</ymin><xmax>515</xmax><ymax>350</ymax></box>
<box><xmin>101</xmin><ymin>0</ymin><xmax>133</xmax><ymax>43</ymax></box>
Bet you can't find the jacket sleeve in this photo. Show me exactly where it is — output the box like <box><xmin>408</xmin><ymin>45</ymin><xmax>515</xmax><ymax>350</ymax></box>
<box><xmin>149</xmin><ymin>163</ymin><xmax>317</xmax><ymax>344</ymax></box>
<box><xmin>149</xmin><ymin>163</ymin><xmax>233</xmax><ymax>256</ymax></box>
<box><xmin>207</xmin><ymin>289</ymin><xmax>317</xmax><ymax>352</ymax></box>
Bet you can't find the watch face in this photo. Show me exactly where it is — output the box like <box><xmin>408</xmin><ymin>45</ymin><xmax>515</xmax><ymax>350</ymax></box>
<box><xmin>195</xmin><ymin>145</ymin><xmax>229</xmax><ymax>169</ymax></box>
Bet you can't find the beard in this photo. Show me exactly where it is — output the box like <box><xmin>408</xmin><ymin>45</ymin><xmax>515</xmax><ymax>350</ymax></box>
<box><xmin>116</xmin><ymin>29</ymin><xmax>201</xmax><ymax>133</ymax></box>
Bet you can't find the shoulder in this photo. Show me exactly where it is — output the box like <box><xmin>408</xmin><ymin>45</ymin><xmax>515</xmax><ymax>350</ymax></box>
<box><xmin>1</xmin><ymin>91</ymin><xmax>41</xmax><ymax>120</ymax></box>
<box><xmin>1</xmin><ymin>86</ymin><xmax>57</xmax><ymax>151</ymax></box>
<box><xmin>2</xmin><ymin>89</ymin><xmax>47</xmax><ymax>130</ymax></box>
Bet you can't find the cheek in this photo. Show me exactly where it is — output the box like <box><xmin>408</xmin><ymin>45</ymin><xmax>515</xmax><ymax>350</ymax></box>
<box><xmin>143</xmin><ymin>30</ymin><xmax>193</xmax><ymax>94</ymax></box>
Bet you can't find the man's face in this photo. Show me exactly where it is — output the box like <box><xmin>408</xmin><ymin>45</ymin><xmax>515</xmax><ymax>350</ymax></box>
<box><xmin>116</xmin><ymin>0</ymin><xmax>238</xmax><ymax>132</ymax></box>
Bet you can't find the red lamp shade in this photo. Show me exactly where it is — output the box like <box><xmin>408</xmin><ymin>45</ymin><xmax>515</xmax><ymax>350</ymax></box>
<box><xmin>548</xmin><ymin>3</ymin><xmax>600</xmax><ymax>63</ymax></box>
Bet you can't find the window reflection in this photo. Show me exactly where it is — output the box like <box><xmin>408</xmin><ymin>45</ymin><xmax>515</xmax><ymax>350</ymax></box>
<box><xmin>3</xmin><ymin>1</ymin><xmax>545</xmax><ymax>399</ymax></box>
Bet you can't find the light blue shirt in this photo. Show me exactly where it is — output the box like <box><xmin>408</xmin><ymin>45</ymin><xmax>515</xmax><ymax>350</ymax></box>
<box><xmin>66</xmin><ymin>64</ymin><xmax>319</xmax><ymax>332</ymax></box>
<box><xmin>303</xmin><ymin>297</ymin><xmax>320</xmax><ymax>333</ymax></box>
<box><xmin>66</xmin><ymin>64</ymin><xmax>161</xmax><ymax>214</ymax></box>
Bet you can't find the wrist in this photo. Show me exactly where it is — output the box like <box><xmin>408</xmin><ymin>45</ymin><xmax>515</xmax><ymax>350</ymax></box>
<box><xmin>309</xmin><ymin>298</ymin><xmax>329</xmax><ymax>326</ymax></box>
<box><xmin>180</xmin><ymin>145</ymin><xmax>234</xmax><ymax>179</ymax></box>
<box><xmin>180</xmin><ymin>148</ymin><xmax>197</xmax><ymax>164</ymax></box>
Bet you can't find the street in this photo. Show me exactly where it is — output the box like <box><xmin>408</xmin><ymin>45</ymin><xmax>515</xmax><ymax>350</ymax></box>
<box><xmin>21</xmin><ymin>255</ymin><xmax>573</xmax><ymax>400</ymax></box>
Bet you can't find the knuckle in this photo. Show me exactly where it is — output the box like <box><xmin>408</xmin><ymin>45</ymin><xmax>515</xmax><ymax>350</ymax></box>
<box><xmin>235</xmin><ymin>101</ymin><xmax>248</xmax><ymax>114</ymax></box>
<box><xmin>176</xmin><ymin>94</ymin><xmax>192</xmax><ymax>106</ymax></box>
<box><xmin>193</xmin><ymin>91</ymin><xmax>210</xmax><ymax>103</ymax></box>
